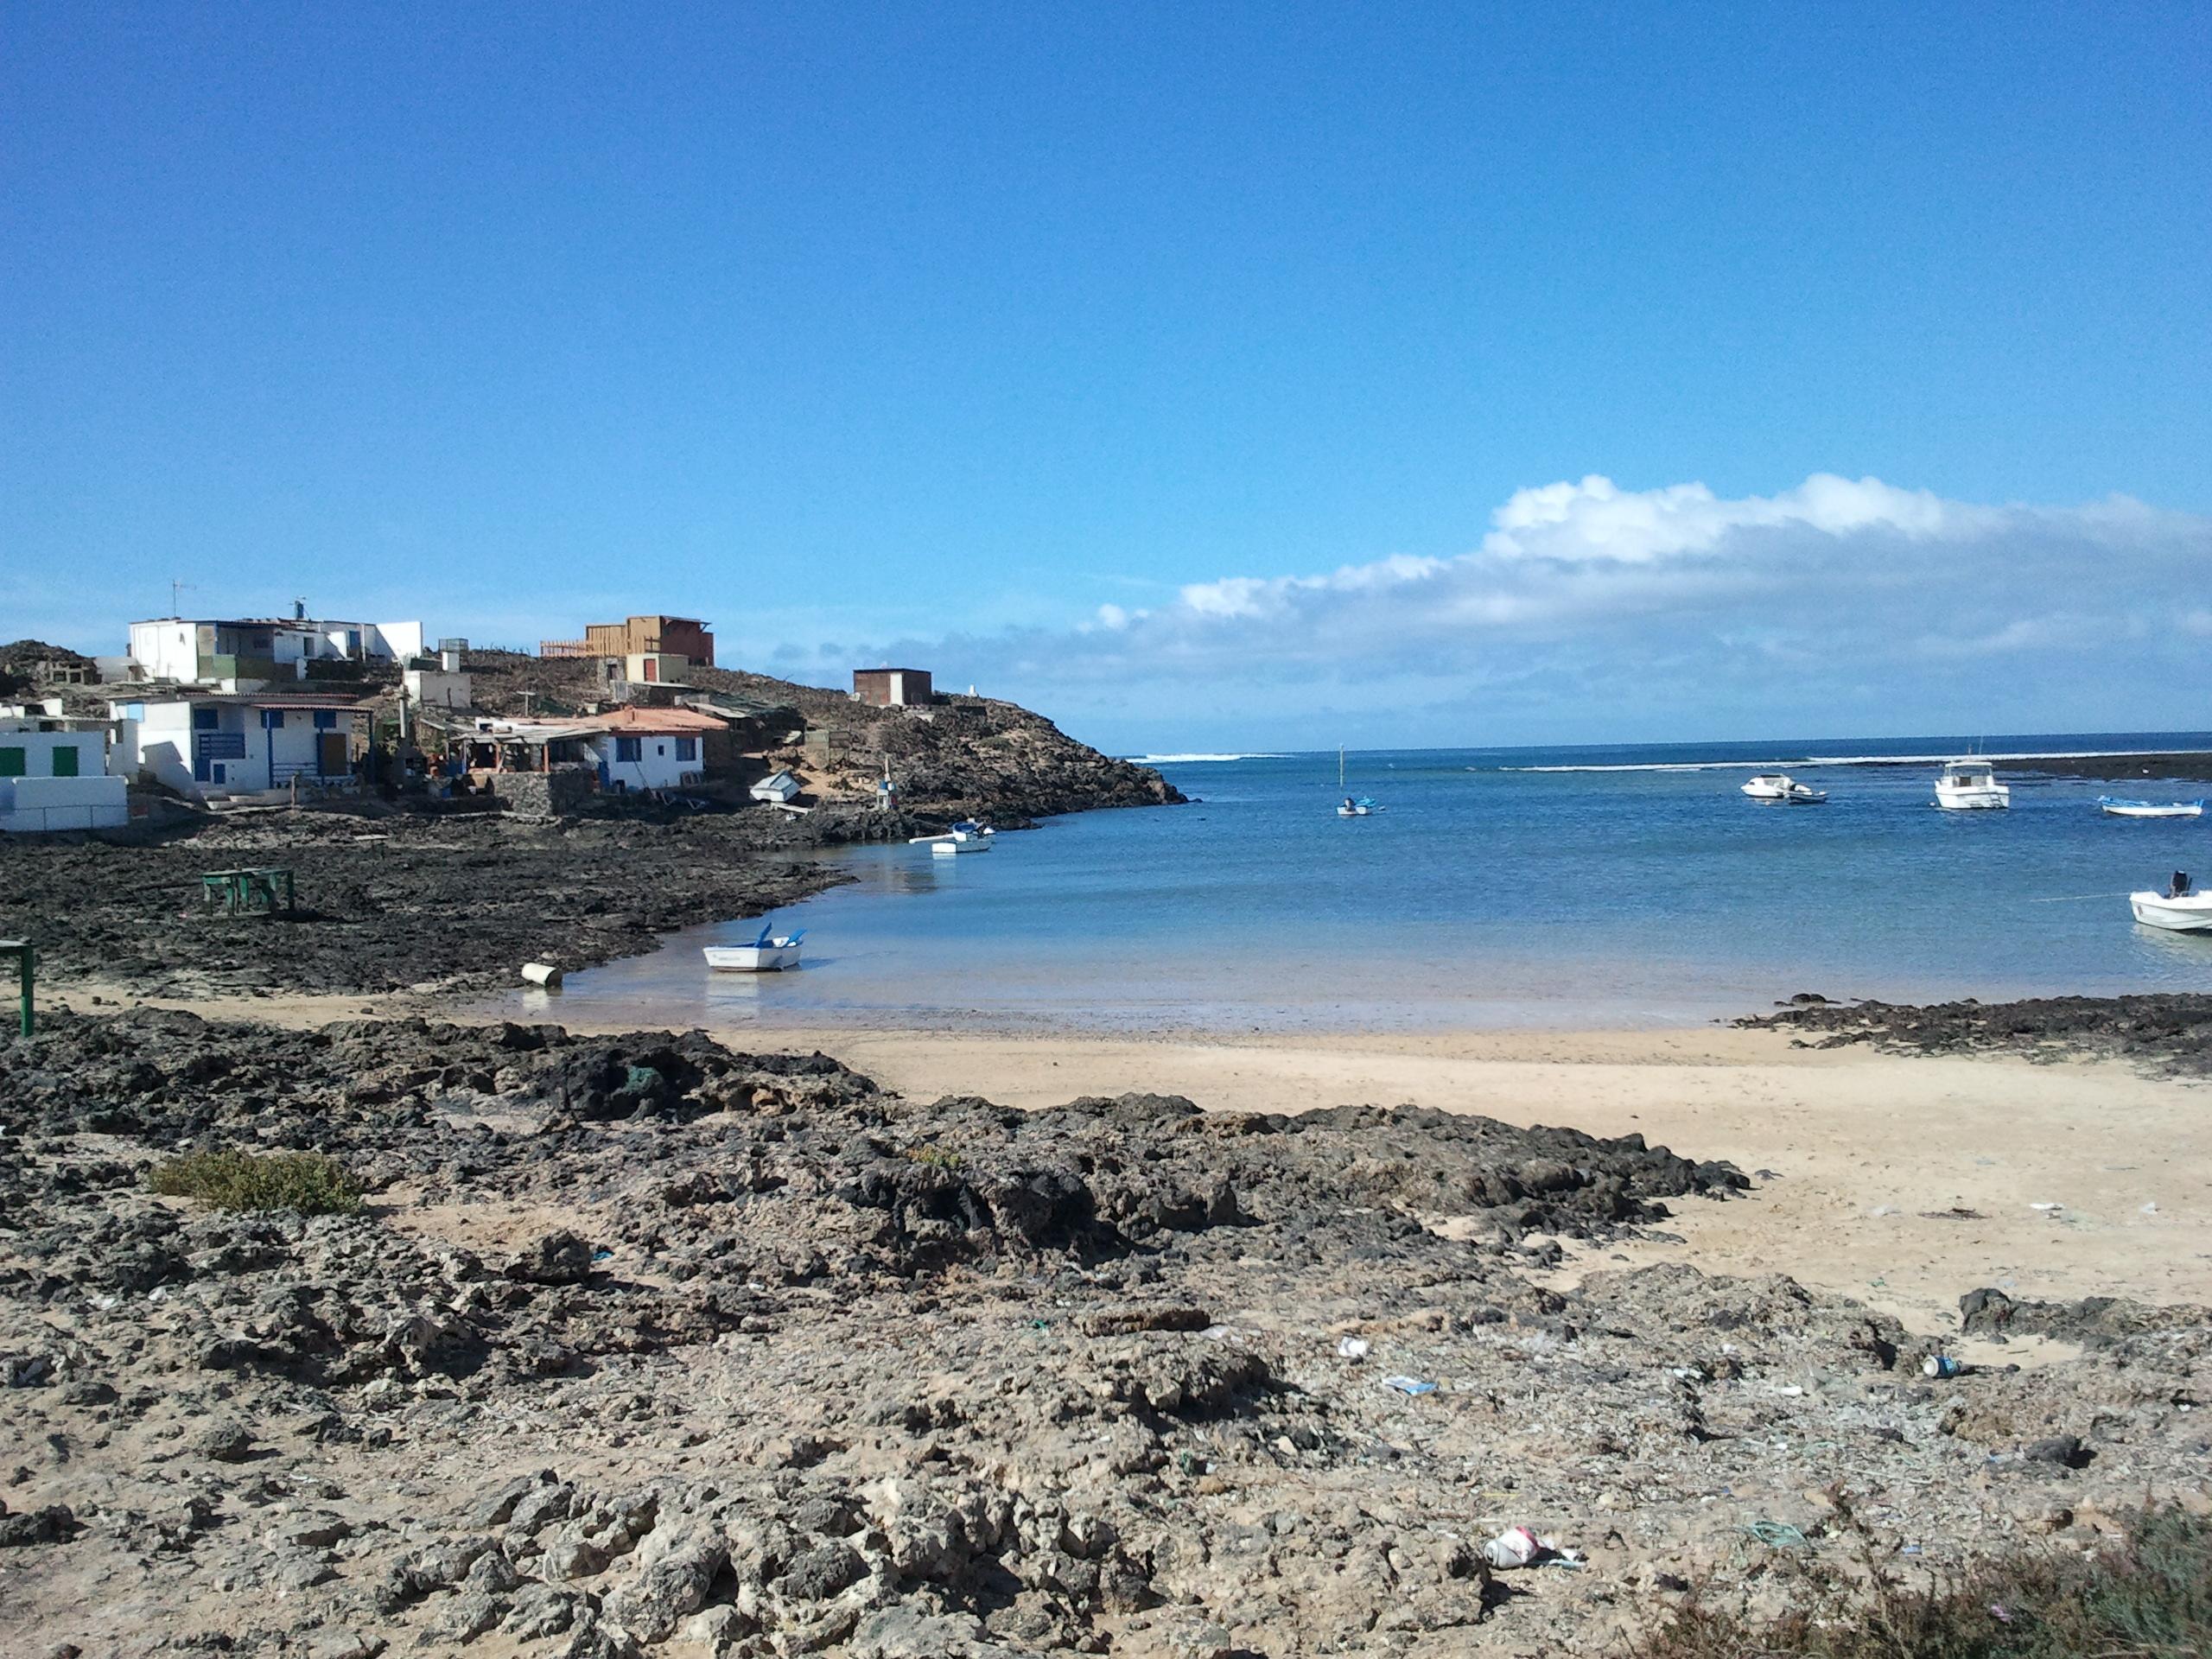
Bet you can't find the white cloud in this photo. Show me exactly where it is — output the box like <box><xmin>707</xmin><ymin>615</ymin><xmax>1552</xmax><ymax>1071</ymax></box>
<box><xmin>785</xmin><ymin>472</ymin><xmax>2212</xmax><ymax>746</ymax></box>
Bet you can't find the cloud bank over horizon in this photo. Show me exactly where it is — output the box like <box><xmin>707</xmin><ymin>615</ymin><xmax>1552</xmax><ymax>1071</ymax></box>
<box><xmin>768</xmin><ymin>473</ymin><xmax>2212</xmax><ymax>751</ymax></box>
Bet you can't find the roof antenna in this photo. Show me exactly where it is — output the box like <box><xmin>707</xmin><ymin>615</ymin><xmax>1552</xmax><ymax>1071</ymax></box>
<box><xmin>170</xmin><ymin>578</ymin><xmax>194</xmax><ymax>617</ymax></box>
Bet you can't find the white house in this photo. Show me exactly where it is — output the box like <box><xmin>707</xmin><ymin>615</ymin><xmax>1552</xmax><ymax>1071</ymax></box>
<box><xmin>585</xmin><ymin>708</ymin><xmax>724</xmax><ymax>793</ymax></box>
<box><xmin>403</xmin><ymin>664</ymin><xmax>472</xmax><ymax>710</ymax></box>
<box><xmin>0</xmin><ymin>722</ymin><xmax>128</xmax><ymax>833</ymax></box>
<box><xmin>126</xmin><ymin>613</ymin><xmax>426</xmax><ymax>687</ymax></box>
<box><xmin>112</xmin><ymin>691</ymin><xmax>366</xmax><ymax>798</ymax></box>
<box><xmin>749</xmin><ymin>769</ymin><xmax>803</xmax><ymax>804</ymax></box>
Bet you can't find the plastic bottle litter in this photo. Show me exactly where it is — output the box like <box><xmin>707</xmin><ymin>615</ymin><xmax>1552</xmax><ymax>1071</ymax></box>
<box><xmin>1923</xmin><ymin>1354</ymin><xmax>1962</xmax><ymax>1380</ymax></box>
<box><xmin>1336</xmin><ymin>1336</ymin><xmax>1370</xmax><ymax>1360</ymax></box>
<box><xmin>1482</xmin><ymin>1526</ymin><xmax>1542</xmax><ymax>1568</ymax></box>
<box><xmin>1380</xmin><ymin>1375</ymin><xmax>1437</xmax><ymax>1395</ymax></box>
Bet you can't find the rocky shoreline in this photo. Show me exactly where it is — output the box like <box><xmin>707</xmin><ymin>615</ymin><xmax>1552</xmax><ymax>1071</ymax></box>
<box><xmin>1744</xmin><ymin>990</ymin><xmax>2212</xmax><ymax>1077</ymax></box>
<box><xmin>3</xmin><ymin>1005</ymin><xmax>2210</xmax><ymax>1656</ymax></box>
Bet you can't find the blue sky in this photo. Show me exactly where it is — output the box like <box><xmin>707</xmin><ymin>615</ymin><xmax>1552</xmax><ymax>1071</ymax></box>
<box><xmin>4</xmin><ymin>3</ymin><xmax>2208</xmax><ymax>752</ymax></box>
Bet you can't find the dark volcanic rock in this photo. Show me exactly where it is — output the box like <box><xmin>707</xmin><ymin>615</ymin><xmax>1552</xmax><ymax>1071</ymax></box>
<box><xmin>1744</xmin><ymin>992</ymin><xmax>2212</xmax><ymax>1077</ymax></box>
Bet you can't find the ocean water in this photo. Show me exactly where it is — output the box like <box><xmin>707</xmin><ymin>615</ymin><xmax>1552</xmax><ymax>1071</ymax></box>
<box><xmin>522</xmin><ymin>734</ymin><xmax>2212</xmax><ymax>1034</ymax></box>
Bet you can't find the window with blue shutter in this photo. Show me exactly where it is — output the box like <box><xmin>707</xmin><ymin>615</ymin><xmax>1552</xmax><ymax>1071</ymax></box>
<box><xmin>192</xmin><ymin>706</ymin><xmax>219</xmax><ymax>731</ymax></box>
<box><xmin>615</xmin><ymin>736</ymin><xmax>640</xmax><ymax>762</ymax></box>
<box><xmin>263</xmin><ymin>709</ymin><xmax>285</xmax><ymax>729</ymax></box>
<box><xmin>314</xmin><ymin>710</ymin><xmax>337</xmax><ymax>729</ymax></box>
<box><xmin>675</xmin><ymin>737</ymin><xmax>696</xmax><ymax>762</ymax></box>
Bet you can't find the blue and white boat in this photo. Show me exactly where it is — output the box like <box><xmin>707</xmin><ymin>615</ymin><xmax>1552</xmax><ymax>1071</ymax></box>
<box><xmin>2099</xmin><ymin>797</ymin><xmax>2203</xmax><ymax>819</ymax></box>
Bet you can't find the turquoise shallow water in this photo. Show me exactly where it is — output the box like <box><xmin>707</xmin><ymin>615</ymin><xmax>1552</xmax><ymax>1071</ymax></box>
<box><xmin>522</xmin><ymin>733</ymin><xmax>2212</xmax><ymax>1034</ymax></box>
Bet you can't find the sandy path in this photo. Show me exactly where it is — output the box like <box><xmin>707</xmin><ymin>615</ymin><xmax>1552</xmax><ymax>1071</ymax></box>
<box><xmin>53</xmin><ymin>983</ymin><xmax>2212</xmax><ymax>1337</ymax></box>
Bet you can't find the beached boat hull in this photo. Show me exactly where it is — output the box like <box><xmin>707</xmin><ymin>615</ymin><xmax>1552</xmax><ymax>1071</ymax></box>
<box><xmin>931</xmin><ymin>836</ymin><xmax>990</xmax><ymax>855</ymax></box>
<box><xmin>703</xmin><ymin>942</ymin><xmax>804</xmax><ymax>972</ymax></box>
<box><xmin>2131</xmin><ymin>893</ymin><xmax>2212</xmax><ymax>932</ymax></box>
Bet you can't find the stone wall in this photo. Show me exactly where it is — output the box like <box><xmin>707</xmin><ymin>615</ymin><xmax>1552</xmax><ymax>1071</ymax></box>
<box><xmin>492</xmin><ymin>768</ymin><xmax>594</xmax><ymax>821</ymax></box>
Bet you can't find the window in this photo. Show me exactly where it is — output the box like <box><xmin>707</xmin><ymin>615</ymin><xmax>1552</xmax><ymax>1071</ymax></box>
<box><xmin>191</xmin><ymin>706</ymin><xmax>219</xmax><ymax>731</ymax></box>
<box><xmin>0</xmin><ymin>747</ymin><xmax>23</xmax><ymax>778</ymax></box>
<box><xmin>615</xmin><ymin>736</ymin><xmax>641</xmax><ymax>763</ymax></box>
<box><xmin>675</xmin><ymin>737</ymin><xmax>697</xmax><ymax>762</ymax></box>
<box><xmin>263</xmin><ymin>709</ymin><xmax>285</xmax><ymax>729</ymax></box>
<box><xmin>51</xmin><ymin>746</ymin><xmax>79</xmax><ymax>778</ymax></box>
<box><xmin>313</xmin><ymin>710</ymin><xmax>337</xmax><ymax>729</ymax></box>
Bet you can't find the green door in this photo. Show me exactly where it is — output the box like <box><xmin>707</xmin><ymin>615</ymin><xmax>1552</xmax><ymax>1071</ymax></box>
<box><xmin>50</xmin><ymin>746</ymin><xmax>79</xmax><ymax>778</ymax></box>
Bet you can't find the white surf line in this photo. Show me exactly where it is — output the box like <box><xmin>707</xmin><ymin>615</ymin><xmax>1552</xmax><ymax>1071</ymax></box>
<box><xmin>1505</xmin><ymin>747</ymin><xmax>2212</xmax><ymax>774</ymax></box>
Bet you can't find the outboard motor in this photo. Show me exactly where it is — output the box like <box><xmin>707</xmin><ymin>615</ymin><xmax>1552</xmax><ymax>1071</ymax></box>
<box><xmin>2171</xmin><ymin>871</ymin><xmax>2193</xmax><ymax>899</ymax></box>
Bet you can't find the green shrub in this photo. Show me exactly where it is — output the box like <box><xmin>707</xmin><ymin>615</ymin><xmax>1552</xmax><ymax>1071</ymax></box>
<box><xmin>1631</xmin><ymin>1501</ymin><xmax>2212</xmax><ymax>1658</ymax></box>
<box><xmin>905</xmin><ymin>1143</ymin><xmax>964</xmax><ymax>1171</ymax></box>
<box><xmin>149</xmin><ymin>1148</ymin><xmax>364</xmax><ymax>1216</ymax></box>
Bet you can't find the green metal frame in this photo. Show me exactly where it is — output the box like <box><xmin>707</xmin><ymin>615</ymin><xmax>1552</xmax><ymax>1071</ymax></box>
<box><xmin>0</xmin><ymin>940</ymin><xmax>30</xmax><ymax>1039</ymax></box>
<box><xmin>200</xmin><ymin>868</ymin><xmax>297</xmax><ymax>917</ymax></box>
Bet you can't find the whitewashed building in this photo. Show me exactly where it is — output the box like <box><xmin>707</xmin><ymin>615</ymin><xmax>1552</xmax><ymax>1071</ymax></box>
<box><xmin>126</xmin><ymin>613</ymin><xmax>426</xmax><ymax>687</ymax></box>
<box><xmin>585</xmin><ymin>708</ymin><xmax>725</xmax><ymax>793</ymax></box>
<box><xmin>0</xmin><ymin>721</ymin><xmax>129</xmax><ymax>833</ymax></box>
<box><xmin>112</xmin><ymin>691</ymin><xmax>366</xmax><ymax>798</ymax></box>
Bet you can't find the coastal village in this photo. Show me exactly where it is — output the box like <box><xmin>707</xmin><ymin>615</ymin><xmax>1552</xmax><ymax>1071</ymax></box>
<box><xmin>0</xmin><ymin>601</ymin><xmax>1120</xmax><ymax>836</ymax></box>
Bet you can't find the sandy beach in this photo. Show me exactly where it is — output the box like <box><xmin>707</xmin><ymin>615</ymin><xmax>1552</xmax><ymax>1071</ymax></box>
<box><xmin>60</xmin><ymin>983</ymin><xmax>2212</xmax><ymax>1337</ymax></box>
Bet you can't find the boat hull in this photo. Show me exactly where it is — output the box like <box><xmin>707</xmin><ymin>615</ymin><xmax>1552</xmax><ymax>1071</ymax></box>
<box><xmin>703</xmin><ymin>944</ymin><xmax>803</xmax><ymax>972</ymax></box>
<box><xmin>2101</xmin><ymin>802</ymin><xmax>2204</xmax><ymax>819</ymax></box>
<box><xmin>931</xmin><ymin>838</ymin><xmax>990</xmax><ymax>855</ymax></box>
<box><xmin>1935</xmin><ymin>785</ymin><xmax>2010</xmax><ymax>810</ymax></box>
<box><xmin>2131</xmin><ymin>893</ymin><xmax>2212</xmax><ymax>932</ymax></box>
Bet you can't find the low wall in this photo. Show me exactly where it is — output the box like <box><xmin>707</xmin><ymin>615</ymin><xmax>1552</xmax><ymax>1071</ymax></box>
<box><xmin>490</xmin><ymin>769</ymin><xmax>594</xmax><ymax>821</ymax></box>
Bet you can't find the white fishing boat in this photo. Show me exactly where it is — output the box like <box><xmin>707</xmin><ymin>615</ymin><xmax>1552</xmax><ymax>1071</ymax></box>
<box><xmin>2100</xmin><ymin>797</ymin><xmax>2204</xmax><ymax>819</ymax></box>
<box><xmin>702</xmin><ymin>924</ymin><xmax>805</xmax><ymax>973</ymax></box>
<box><xmin>1336</xmin><ymin>747</ymin><xmax>1376</xmax><ymax>817</ymax></box>
<box><xmin>1935</xmin><ymin>760</ymin><xmax>2010</xmax><ymax>810</ymax></box>
<box><xmin>2131</xmin><ymin>874</ymin><xmax>2212</xmax><ymax>932</ymax></box>
<box><xmin>1740</xmin><ymin>773</ymin><xmax>1827</xmax><ymax>804</ymax></box>
<box><xmin>910</xmin><ymin>819</ymin><xmax>995</xmax><ymax>855</ymax></box>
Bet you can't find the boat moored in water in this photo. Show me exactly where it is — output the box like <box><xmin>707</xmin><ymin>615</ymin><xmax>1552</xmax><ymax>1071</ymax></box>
<box><xmin>703</xmin><ymin>924</ymin><xmax>805</xmax><ymax>972</ymax></box>
<box><xmin>2100</xmin><ymin>797</ymin><xmax>2204</xmax><ymax>819</ymax></box>
<box><xmin>1740</xmin><ymin>773</ymin><xmax>1827</xmax><ymax>804</ymax></box>
<box><xmin>2132</xmin><ymin>872</ymin><xmax>2212</xmax><ymax>932</ymax></box>
<box><xmin>1935</xmin><ymin>760</ymin><xmax>2010</xmax><ymax>810</ymax></box>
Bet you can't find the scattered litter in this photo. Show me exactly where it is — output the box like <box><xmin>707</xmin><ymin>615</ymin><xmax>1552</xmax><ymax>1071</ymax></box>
<box><xmin>1744</xmin><ymin>1520</ymin><xmax>1813</xmax><ymax>1551</ymax></box>
<box><xmin>1770</xmin><ymin>1384</ymin><xmax>1805</xmax><ymax>1396</ymax></box>
<box><xmin>90</xmin><ymin>1294</ymin><xmax>119</xmax><ymax>1312</ymax></box>
<box><xmin>591</xmin><ymin>1248</ymin><xmax>613</xmax><ymax>1262</ymax></box>
<box><xmin>1920</xmin><ymin>1206</ymin><xmax>1986</xmax><ymax>1220</ymax></box>
<box><xmin>148</xmin><ymin>1287</ymin><xmax>168</xmax><ymax>1302</ymax></box>
<box><xmin>2142</xmin><ymin>1201</ymin><xmax>2159</xmax><ymax>1215</ymax></box>
<box><xmin>520</xmin><ymin>962</ymin><xmax>563</xmax><ymax>988</ymax></box>
<box><xmin>2029</xmin><ymin>1202</ymin><xmax>2063</xmax><ymax>1212</ymax></box>
<box><xmin>1482</xmin><ymin>1526</ymin><xmax>1541</xmax><ymax>1568</ymax></box>
<box><xmin>1380</xmin><ymin>1375</ymin><xmax>1437</xmax><ymax>1396</ymax></box>
<box><xmin>1923</xmin><ymin>1354</ymin><xmax>1963</xmax><ymax>1380</ymax></box>
<box><xmin>1901</xmin><ymin>1542</ymin><xmax>1923</xmax><ymax>1556</ymax></box>
<box><xmin>1336</xmin><ymin>1336</ymin><xmax>1370</xmax><ymax>1361</ymax></box>
<box><xmin>1869</xmin><ymin>1205</ymin><xmax>1898</xmax><ymax>1217</ymax></box>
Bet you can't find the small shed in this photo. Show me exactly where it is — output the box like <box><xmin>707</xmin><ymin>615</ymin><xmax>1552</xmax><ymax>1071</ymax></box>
<box><xmin>852</xmin><ymin>667</ymin><xmax>932</xmax><ymax>708</ymax></box>
<box><xmin>749</xmin><ymin>769</ymin><xmax>803</xmax><ymax>804</ymax></box>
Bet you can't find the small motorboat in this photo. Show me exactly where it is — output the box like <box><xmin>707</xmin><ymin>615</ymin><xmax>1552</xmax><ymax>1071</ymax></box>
<box><xmin>2131</xmin><ymin>872</ymin><xmax>2212</xmax><ymax>932</ymax></box>
<box><xmin>1935</xmin><ymin>760</ymin><xmax>2010</xmax><ymax>810</ymax></box>
<box><xmin>910</xmin><ymin>819</ymin><xmax>995</xmax><ymax>855</ymax></box>
<box><xmin>1337</xmin><ymin>795</ymin><xmax>1376</xmax><ymax>817</ymax></box>
<box><xmin>2100</xmin><ymin>797</ymin><xmax>2205</xmax><ymax>819</ymax></box>
<box><xmin>1741</xmin><ymin>773</ymin><xmax>1827</xmax><ymax>804</ymax></box>
<box><xmin>703</xmin><ymin>924</ymin><xmax>805</xmax><ymax>972</ymax></box>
